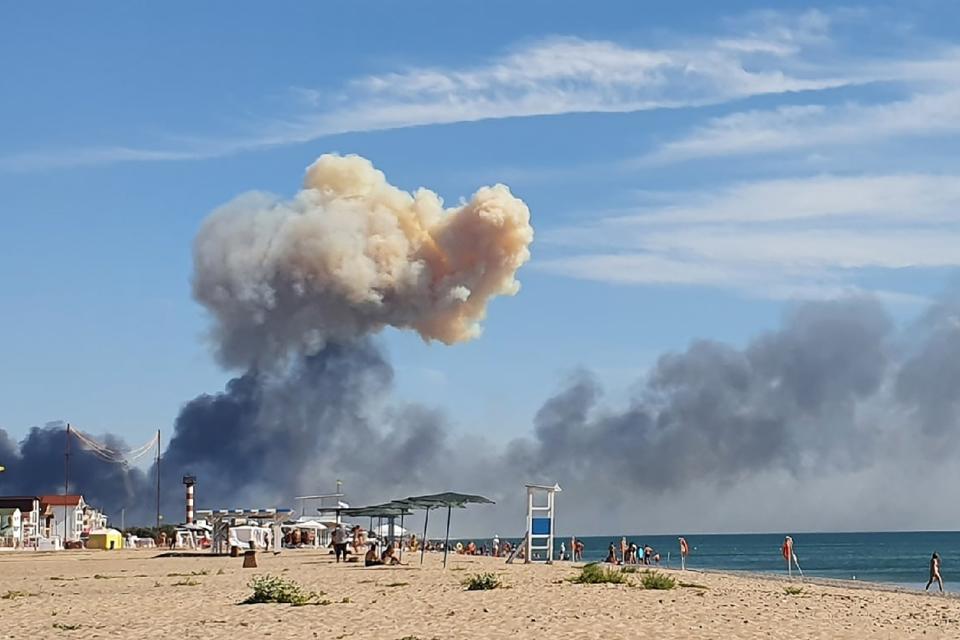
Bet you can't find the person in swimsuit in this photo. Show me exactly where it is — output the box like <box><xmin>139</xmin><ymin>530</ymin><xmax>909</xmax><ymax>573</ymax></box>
<box><xmin>926</xmin><ymin>552</ymin><xmax>944</xmax><ymax>592</ymax></box>
<box><xmin>365</xmin><ymin>542</ymin><xmax>384</xmax><ymax>567</ymax></box>
<box><xmin>605</xmin><ymin>542</ymin><xmax>620</xmax><ymax>565</ymax></box>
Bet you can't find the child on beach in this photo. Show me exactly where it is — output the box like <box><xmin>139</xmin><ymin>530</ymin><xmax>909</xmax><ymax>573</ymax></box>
<box><xmin>926</xmin><ymin>552</ymin><xmax>943</xmax><ymax>592</ymax></box>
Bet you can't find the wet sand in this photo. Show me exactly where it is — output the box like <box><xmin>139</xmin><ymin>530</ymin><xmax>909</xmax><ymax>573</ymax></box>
<box><xmin>1</xmin><ymin>549</ymin><xmax>959</xmax><ymax>639</ymax></box>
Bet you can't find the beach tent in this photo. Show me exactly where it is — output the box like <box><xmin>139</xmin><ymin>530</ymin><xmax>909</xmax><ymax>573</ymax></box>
<box><xmin>399</xmin><ymin>492</ymin><xmax>495</xmax><ymax>567</ymax></box>
<box><xmin>87</xmin><ymin>528</ymin><xmax>124</xmax><ymax>550</ymax></box>
<box><xmin>229</xmin><ymin>525</ymin><xmax>270</xmax><ymax>550</ymax></box>
<box><xmin>374</xmin><ymin>522</ymin><xmax>407</xmax><ymax>538</ymax></box>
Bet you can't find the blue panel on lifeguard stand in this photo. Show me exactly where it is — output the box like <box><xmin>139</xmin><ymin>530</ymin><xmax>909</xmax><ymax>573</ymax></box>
<box><xmin>531</xmin><ymin>517</ymin><xmax>551</xmax><ymax>535</ymax></box>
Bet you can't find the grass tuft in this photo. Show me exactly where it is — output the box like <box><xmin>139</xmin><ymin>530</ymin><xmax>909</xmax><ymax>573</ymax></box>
<box><xmin>172</xmin><ymin>577</ymin><xmax>200</xmax><ymax>587</ymax></box>
<box><xmin>52</xmin><ymin>622</ymin><xmax>82</xmax><ymax>631</ymax></box>
<box><xmin>679</xmin><ymin>581</ymin><xmax>709</xmax><ymax>590</ymax></box>
<box><xmin>242</xmin><ymin>575</ymin><xmax>320</xmax><ymax>606</ymax></box>
<box><xmin>385</xmin><ymin>582</ymin><xmax>409</xmax><ymax>588</ymax></box>
<box><xmin>462</xmin><ymin>572</ymin><xmax>502</xmax><ymax>591</ymax></box>
<box><xmin>639</xmin><ymin>570</ymin><xmax>676</xmax><ymax>590</ymax></box>
<box><xmin>569</xmin><ymin>563</ymin><xmax>629</xmax><ymax>585</ymax></box>
<box><xmin>784</xmin><ymin>585</ymin><xmax>804</xmax><ymax>596</ymax></box>
<box><xmin>2</xmin><ymin>590</ymin><xmax>35</xmax><ymax>600</ymax></box>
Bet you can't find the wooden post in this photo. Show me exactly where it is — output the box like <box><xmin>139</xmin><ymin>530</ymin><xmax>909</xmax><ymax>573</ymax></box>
<box><xmin>155</xmin><ymin>430</ymin><xmax>161</xmax><ymax>531</ymax></box>
<box><xmin>419</xmin><ymin>508</ymin><xmax>430</xmax><ymax>565</ymax></box>
<box><xmin>63</xmin><ymin>423</ymin><xmax>70</xmax><ymax>544</ymax></box>
<box><xmin>442</xmin><ymin>505</ymin><xmax>452</xmax><ymax>568</ymax></box>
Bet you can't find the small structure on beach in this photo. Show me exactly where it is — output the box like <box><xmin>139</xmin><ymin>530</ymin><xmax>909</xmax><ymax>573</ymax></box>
<box><xmin>196</xmin><ymin>508</ymin><xmax>292</xmax><ymax>554</ymax></box>
<box><xmin>87</xmin><ymin>528</ymin><xmax>124</xmax><ymax>550</ymax></box>
<box><xmin>519</xmin><ymin>482</ymin><xmax>561</xmax><ymax>564</ymax></box>
<box><xmin>399</xmin><ymin>492</ymin><xmax>495</xmax><ymax>568</ymax></box>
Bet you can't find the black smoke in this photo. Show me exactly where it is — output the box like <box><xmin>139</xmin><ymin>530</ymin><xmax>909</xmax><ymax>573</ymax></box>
<box><xmin>504</xmin><ymin>296</ymin><xmax>956</xmax><ymax>524</ymax></box>
<box><xmin>156</xmin><ymin>339</ymin><xmax>449</xmax><ymax>517</ymax></box>
<box><xmin>4</xmin><ymin>295</ymin><xmax>960</xmax><ymax>532</ymax></box>
<box><xmin>0</xmin><ymin>422</ymin><xmax>151</xmax><ymax>517</ymax></box>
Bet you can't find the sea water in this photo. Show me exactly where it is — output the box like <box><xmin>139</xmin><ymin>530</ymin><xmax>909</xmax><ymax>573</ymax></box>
<box><xmin>476</xmin><ymin>531</ymin><xmax>959</xmax><ymax>592</ymax></box>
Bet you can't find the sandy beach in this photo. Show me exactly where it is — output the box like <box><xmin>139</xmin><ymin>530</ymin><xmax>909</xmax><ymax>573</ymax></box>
<box><xmin>2</xmin><ymin>549</ymin><xmax>959</xmax><ymax>639</ymax></box>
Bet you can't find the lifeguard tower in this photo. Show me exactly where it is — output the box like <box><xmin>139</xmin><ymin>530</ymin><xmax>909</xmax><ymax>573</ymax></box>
<box><xmin>522</xmin><ymin>482</ymin><xmax>561</xmax><ymax>564</ymax></box>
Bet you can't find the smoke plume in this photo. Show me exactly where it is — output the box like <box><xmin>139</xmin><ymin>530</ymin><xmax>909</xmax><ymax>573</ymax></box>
<box><xmin>4</xmin><ymin>153</ymin><xmax>960</xmax><ymax>534</ymax></box>
<box><xmin>193</xmin><ymin>153</ymin><xmax>533</xmax><ymax>369</ymax></box>
<box><xmin>0</xmin><ymin>154</ymin><xmax>532</xmax><ymax>523</ymax></box>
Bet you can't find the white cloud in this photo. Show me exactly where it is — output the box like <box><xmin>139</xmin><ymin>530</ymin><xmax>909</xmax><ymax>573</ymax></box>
<box><xmin>0</xmin><ymin>14</ymin><xmax>857</xmax><ymax>172</ymax></box>
<box><xmin>603</xmin><ymin>174</ymin><xmax>960</xmax><ymax>226</ymax></box>
<box><xmin>641</xmin><ymin>90</ymin><xmax>960</xmax><ymax>165</ymax></box>
<box><xmin>538</xmin><ymin>173</ymin><xmax>960</xmax><ymax>302</ymax></box>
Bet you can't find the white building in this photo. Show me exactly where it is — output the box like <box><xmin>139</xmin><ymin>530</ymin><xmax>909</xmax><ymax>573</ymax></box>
<box><xmin>0</xmin><ymin>497</ymin><xmax>41</xmax><ymax>543</ymax></box>
<box><xmin>0</xmin><ymin>508</ymin><xmax>22</xmax><ymax>547</ymax></box>
<box><xmin>41</xmin><ymin>495</ymin><xmax>86</xmax><ymax>542</ymax></box>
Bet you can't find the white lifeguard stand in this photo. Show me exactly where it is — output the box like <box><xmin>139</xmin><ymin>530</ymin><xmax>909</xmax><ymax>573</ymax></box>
<box><xmin>524</xmin><ymin>482</ymin><xmax>561</xmax><ymax>564</ymax></box>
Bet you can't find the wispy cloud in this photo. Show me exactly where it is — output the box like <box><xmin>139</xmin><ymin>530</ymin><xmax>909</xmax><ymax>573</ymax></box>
<box><xmin>538</xmin><ymin>172</ymin><xmax>960</xmax><ymax>302</ymax></box>
<box><xmin>640</xmin><ymin>89</ymin><xmax>960</xmax><ymax>165</ymax></box>
<box><xmin>0</xmin><ymin>12</ymin><xmax>858</xmax><ymax>172</ymax></box>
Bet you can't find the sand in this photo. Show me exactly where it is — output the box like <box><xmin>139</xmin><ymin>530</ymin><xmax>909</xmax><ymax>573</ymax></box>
<box><xmin>1</xmin><ymin>549</ymin><xmax>959</xmax><ymax>639</ymax></box>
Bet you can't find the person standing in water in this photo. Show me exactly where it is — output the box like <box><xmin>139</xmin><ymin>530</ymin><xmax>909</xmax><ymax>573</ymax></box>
<box><xmin>926</xmin><ymin>552</ymin><xmax>944</xmax><ymax>592</ymax></box>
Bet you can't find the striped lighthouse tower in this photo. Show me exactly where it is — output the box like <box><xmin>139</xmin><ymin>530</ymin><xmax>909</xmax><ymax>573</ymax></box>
<box><xmin>182</xmin><ymin>475</ymin><xmax>197</xmax><ymax>525</ymax></box>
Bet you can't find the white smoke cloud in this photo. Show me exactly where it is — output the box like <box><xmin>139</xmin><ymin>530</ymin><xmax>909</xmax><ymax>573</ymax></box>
<box><xmin>192</xmin><ymin>154</ymin><xmax>533</xmax><ymax>368</ymax></box>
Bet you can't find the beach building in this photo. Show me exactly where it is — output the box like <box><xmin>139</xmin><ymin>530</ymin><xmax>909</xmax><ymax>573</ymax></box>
<box><xmin>86</xmin><ymin>528</ymin><xmax>123</xmax><ymax>550</ymax></box>
<box><xmin>0</xmin><ymin>496</ymin><xmax>41</xmax><ymax>543</ymax></box>
<box><xmin>82</xmin><ymin>504</ymin><xmax>108</xmax><ymax>533</ymax></box>
<box><xmin>0</xmin><ymin>508</ymin><xmax>22</xmax><ymax>547</ymax></box>
<box><xmin>40</xmin><ymin>495</ymin><xmax>86</xmax><ymax>542</ymax></box>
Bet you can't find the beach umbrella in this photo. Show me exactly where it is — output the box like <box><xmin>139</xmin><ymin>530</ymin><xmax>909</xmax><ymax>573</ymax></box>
<box><xmin>340</xmin><ymin>502</ymin><xmax>414</xmax><ymax>556</ymax></box>
<box><xmin>399</xmin><ymin>492</ymin><xmax>495</xmax><ymax>567</ymax></box>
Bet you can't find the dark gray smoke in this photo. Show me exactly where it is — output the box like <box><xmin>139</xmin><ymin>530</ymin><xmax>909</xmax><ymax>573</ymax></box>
<box><xmin>503</xmin><ymin>296</ymin><xmax>956</xmax><ymax>528</ymax></box>
<box><xmin>0</xmin><ymin>422</ymin><xmax>151</xmax><ymax>517</ymax></box>
<box><xmin>157</xmin><ymin>339</ymin><xmax>450</xmax><ymax>516</ymax></box>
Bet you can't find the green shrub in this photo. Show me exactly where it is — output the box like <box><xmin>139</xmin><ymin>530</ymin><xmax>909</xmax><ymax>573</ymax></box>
<box><xmin>639</xmin><ymin>570</ymin><xmax>676</xmax><ymax>590</ymax></box>
<box><xmin>784</xmin><ymin>585</ymin><xmax>804</xmax><ymax>595</ymax></box>
<box><xmin>242</xmin><ymin>575</ymin><xmax>320</xmax><ymax>606</ymax></box>
<box><xmin>1</xmin><ymin>590</ymin><xmax>34</xmax><ymax>600</ymax></box>
<box><xmin>462</xmin><ymin>572</ymin><xmax>502</xmax><ymax>591</ymax></box>
<box><xmin>570</xmin><ymin>563</ymin><xmax>629</xmax><ymax>585</ymax></box>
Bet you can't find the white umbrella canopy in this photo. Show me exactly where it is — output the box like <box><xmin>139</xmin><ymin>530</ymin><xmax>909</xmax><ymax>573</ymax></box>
<box><xmin>291</xmin><ymin>520</ymin><xmax>327</xmax><ymax>530</ymax></box>
<box><xmin>374</xmin><ymin>523</ymin><xmax>407</xmax><ymax>537</ymax></box>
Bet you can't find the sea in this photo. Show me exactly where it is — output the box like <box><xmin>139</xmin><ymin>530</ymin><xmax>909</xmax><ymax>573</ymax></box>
<box><xmin>467</xmin><ymin>531</ymin><xmax>960</xmax><ymax>592</ymax></box>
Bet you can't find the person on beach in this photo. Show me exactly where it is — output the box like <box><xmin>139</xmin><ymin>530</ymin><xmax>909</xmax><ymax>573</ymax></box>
<box><xmin>493</xmin><ymin>534</ymin><xmax>500</xmax><ymax>557</ymax></box>
<box><xmin>559</xmin><ymin>541</ymin><xmax>567</xmax><ymax>561</ymax></box>
<box><xmin>332</xmin><ymin>523</ymin><xmax>348</xmax><ymax>562</ymax></box>
<box><xmin>926</xmin><ymin>552</ymin><xmax>943</xmax><ymax>592</ymax></box>
<box><xmin>575</xmin><ymin>539</ymin><xmax>585</xmax><ymax>562</ymax></box>
<box><xmin>606</xmin><ymin>543</ymin><xmax>620</xmax><ymax>565</ymax></box>
<box><xmin>620</xmin><ymin>537</ymin><xmax>628</xmax><ymax>564</ymax></box>
<box><xmin>381</xmin><ymin>543</ymin><xmax>402</xmax><ymax>565</ymax></box>
<box><xmin>365</xmin><ymin>542</ymin><xmax>383</xmax><ymax>567</ymax></box>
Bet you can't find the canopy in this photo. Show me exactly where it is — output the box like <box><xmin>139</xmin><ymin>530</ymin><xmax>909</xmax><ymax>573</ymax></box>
<box><xmin>339</xmin><ymin>502</ymin><xmax>414</xmax><ymax>518</ymax></box>
<box><xmin>284</xmin><ymin>520</ymin><xmax>327</xmax><ymax>530</ymax></box>
<box><xmin>400</xmin><ymin>492</ymin><xmax>495</xmax><ymax>567</ymax></box>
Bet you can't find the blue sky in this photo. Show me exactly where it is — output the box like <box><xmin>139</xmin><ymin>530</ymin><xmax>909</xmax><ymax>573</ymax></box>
<box><xmin>2</xmin><ymin>1</ymin><xmax>959</xmax><ymax>449</ymax></box>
